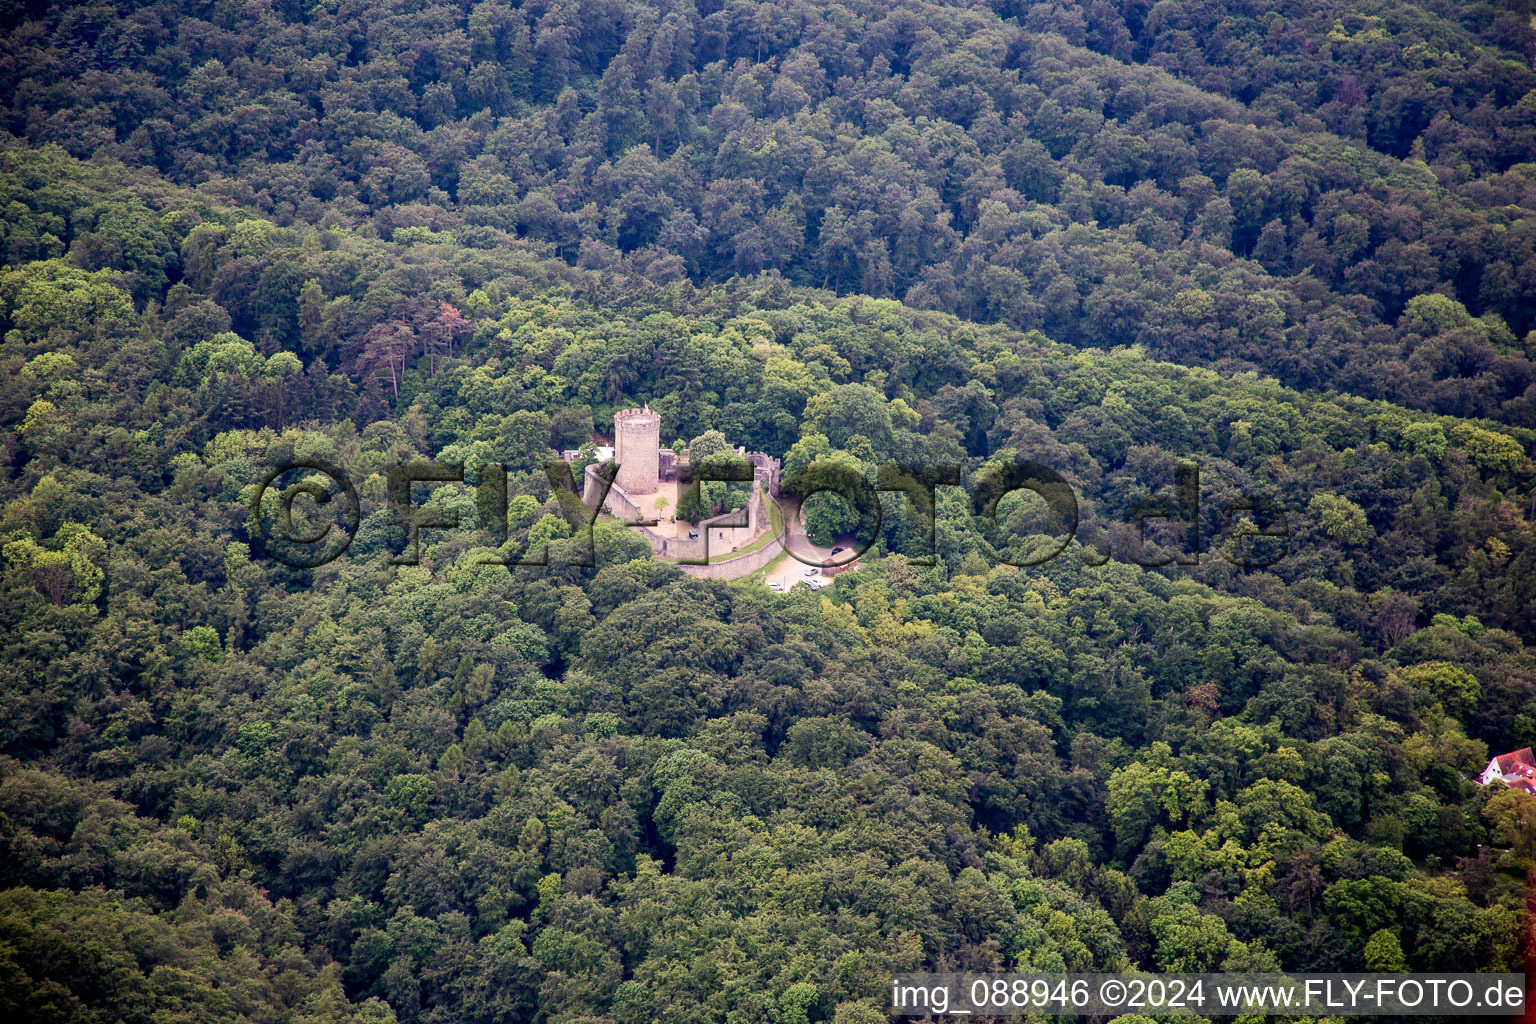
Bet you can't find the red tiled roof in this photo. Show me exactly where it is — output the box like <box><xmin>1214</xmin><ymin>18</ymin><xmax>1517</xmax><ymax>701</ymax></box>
<box><xmin>1495</xmin><ymin>748</ymin><xmax>1536</xmax><ymax>774</ymax></box>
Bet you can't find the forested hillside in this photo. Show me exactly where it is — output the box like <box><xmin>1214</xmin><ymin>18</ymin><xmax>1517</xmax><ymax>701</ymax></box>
<box><xmin>7</xmin><ymin>0</ymin><xmax>1536</xmax><ymax>422</ymax></box>
<box><xmin>2</xmin><ymin>0</ymin><xmax>1536</xmax><ymax>1022</ymax></box>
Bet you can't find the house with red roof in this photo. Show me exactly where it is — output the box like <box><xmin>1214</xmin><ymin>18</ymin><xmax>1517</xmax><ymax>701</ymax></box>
<box><xmin>1478</xmin><ymin>747</ymin><xmax>1536</xmax><ymax>793</ymax></box>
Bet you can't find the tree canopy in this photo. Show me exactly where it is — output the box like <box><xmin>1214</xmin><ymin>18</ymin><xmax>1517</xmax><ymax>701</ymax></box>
<box><xmin>2</xmin><ymin>1</ymin><xmax>1536</xmax><ymax>1020</ymax></box>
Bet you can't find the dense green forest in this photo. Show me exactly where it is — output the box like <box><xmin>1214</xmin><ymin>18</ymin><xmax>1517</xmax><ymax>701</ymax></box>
<box><xmin>8</xmin><ymin>0</ymin><xmax>1536</xmax><ymax>422</ymax></box>
<box><xmin>2</xmin><ymin>0</ymin><xmax>1536</xmax><ymax>1021</ymax></box>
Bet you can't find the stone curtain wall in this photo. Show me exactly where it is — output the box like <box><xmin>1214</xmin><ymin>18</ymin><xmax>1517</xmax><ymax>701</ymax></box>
<box><xmin>677</xmin><ymin>532</ymin><xmax>785</xmax><ymax>579</ymax></box>
<box><xmin>584</xmin><ymin>463</ymin><xmax>782</xmax><ymax>578</ymax></box>
<box><xmin>586</xmin><ymin>465</ymin><xmax>646</xmax><ymax>524</ymax></box>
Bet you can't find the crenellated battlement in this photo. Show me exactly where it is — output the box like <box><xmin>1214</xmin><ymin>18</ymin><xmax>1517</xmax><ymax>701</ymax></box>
<box><xmin>614</xmin><ymin>406</ymin><xmax>661</xmax><ymax>422</ymax></box>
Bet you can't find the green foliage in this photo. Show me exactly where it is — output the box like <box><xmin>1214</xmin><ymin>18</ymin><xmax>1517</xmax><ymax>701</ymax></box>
<box><xmin>1</xmin><ymin>9</ymin><xmax>1535</xmax><ymax>1018</ymax></box>
<box><xmin>1364</xmin><ymin>928</ymin><xmax>1409</xmax><ymax>971</ymax></box>
<box><xmin>0</xmin><ymin>259</ymin><xmax>133</xmax><ymax>340</ymax></box>
<box><xmin>235</xmin><ymin>719</ymin><xmax>271</xmax><ymax>756</ymax></box>
<box><xmin>798</xmin><ymin>451</ymin><xmax>871</xmax><ymax>547</ymax></box>
<box><xmin>688</xmin><ymin>430</ymin><xmax>729</xmax><ymax>462</ymax></box>
<box><xmin>1106</xmin><ymin>746</ymin><xmax>1210</xmax><ymax>852</ymax></box>
<box><xmin>1403</xmin><ymin>293</ymin><xmax>1475</xmax><ymax>333</ymax></box>
<box><xmin>0</xmin><ymin>148</ymin><xmax>1530</xmax><ymax>1008</ymax></box>
<box><xmin>1397</xmin><ymin>661</ymin><xmax>1481</xmax><ymax>718</ymax></box>
<box><xmin>385</xmin><ymin>773</ymin><xmax>435</xmax><ymax>825</ymax></box>
<box><xmin>2</xmin><ymin>523</ymin><xmax>105</xmax><ymax>605</ymax></box>
<box><xmin>1309</xmin><ymin>493</ymin><xmax>1375</xmax><ymax>544</ymax></box>
<box><xmin>1402</xmin><ymin>421</ymin><xmax>1447</xmax><ymax>461</ymax></box>
<box><xmin>1452</xmin><ymin>425</ymin><xmax>1528</xmax><ymax>479</ymax></box>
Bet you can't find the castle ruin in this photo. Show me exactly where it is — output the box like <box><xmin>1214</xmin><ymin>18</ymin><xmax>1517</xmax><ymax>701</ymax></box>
<box><xmin>567</xmin><ymin>405</ymin><xmax>782</xmax><ymax>577</ymax></box>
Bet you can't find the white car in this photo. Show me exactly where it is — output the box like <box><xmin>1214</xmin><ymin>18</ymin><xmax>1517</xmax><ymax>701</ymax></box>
<box><xmin>804</xmin><ymin>567</ymin><xmax>819</xmax><ymax>576</ymax></box>
<box><xmin>767</xmin><ymin>581</ymin><xmax>784</xmax><ymax>592</ymax></box>
<box><xmin>804</xmin><ymin>578</ymin><xmax>826</xmax><ymax>590</ymax></box>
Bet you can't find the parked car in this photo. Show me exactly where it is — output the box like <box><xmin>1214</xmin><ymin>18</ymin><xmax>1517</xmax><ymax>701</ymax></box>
<box><xmin>804</xmin><ymin>567</ymin><xmax>819</xmax><ymax>576</ymax></box>
<box><xmin>805</xmin><ymin>578</ymin><xmax>826</xmax><ymax>590</ymax></box>
<box><xmin>767</xmin><ymin>581</ymin><xmax>784</xmax><ymax>591</ymax></box>
<box><xmin>830</xmin><ymin>546</ymin><xmax>844</xmax><ymax>554</ymax></box>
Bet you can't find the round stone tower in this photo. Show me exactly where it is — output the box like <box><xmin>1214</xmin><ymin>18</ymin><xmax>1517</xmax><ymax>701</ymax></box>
<box><xmin>613</xmin><ymin>403</ymin><xmax>661</xmax><ymax>495</ymax></box>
